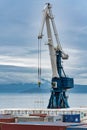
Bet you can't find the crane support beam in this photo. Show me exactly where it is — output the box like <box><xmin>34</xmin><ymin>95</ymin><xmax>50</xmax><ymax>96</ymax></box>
<box><xmin>46</xmin><ymin>17</ymin><xmax>58</xmax><ymax>78</ymax></box>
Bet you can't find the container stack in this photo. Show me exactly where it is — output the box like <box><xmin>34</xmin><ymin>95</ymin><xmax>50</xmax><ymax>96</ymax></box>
<box><xmin>0</xmin><ymin>114</ymin><xmax>15</xmax><ymax>123</ymax></box>
<box><xmin>0</xmin><ymin>109</ymin><xmax>87</xmax><ymax>130</ymax></box>
<box><xmin>0</xmin><ymin>122</ymin><xmax>87</xmax><ymax>130</ymax></box>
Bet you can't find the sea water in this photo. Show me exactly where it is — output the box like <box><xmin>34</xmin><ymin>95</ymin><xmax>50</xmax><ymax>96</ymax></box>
<box><xmin>0</xmin><ymin>93</ymin><xmax>87</xmax><ymax>109</ymax></box>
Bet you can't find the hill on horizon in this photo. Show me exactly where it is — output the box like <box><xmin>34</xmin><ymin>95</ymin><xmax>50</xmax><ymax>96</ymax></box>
<box><xmin>0</xmin><ymin>82</ymin><xmax>87</xmax><ymax>94</ymax></box>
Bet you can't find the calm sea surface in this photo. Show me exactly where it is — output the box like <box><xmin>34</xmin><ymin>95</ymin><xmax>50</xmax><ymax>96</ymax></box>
<box><xmin>0</xmin><ymin>93</ymin><xmax>87</xmax><ymax>109</ymax></box>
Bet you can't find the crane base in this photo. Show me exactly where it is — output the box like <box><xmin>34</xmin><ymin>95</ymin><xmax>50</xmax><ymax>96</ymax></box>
<box><xmin>47</xmin><ymin>90</ymin><xmax>69</xmax><ymax>109</ymax></box>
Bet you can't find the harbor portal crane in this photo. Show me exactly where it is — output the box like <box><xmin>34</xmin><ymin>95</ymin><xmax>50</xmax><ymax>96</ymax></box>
<box><xmin>38</xmin><ymin>3</ymin><xmax>74</xmax><ymax>108</ymax></box>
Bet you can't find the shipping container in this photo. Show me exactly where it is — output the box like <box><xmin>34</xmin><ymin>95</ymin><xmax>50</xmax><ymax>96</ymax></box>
<box><xmin>1</xmin><ymin>122</ymin><xmax>70</xmax><ymax>130</ymax></box>
<box><xmin>15</xmin><ymin>115</ymin><xmax>63</xmax><ymax>123</ymax></box>
<box><xmin>29</xmin><ymin>113</ymin><xmax>47</xmax><ymax>117</ymax></box>
<box><xmin>63</xmin><ymin>114</ymin><xmax>80</xmax><ymax>123</ymax></box>
<box><xmin>46</xmin><ymin>115</ymin><xmax>63</xmax><ymax>122</ymax></box>
<box><xmin>0</xmin><ymin>118</ymin><xmax>15</xmax><ymax>123</ymax></box>
<box><xmin>67</xmin><ymin>124</ymin><xmax>87</xmax><ymax>130</ymax></box>
<box><xmin>0</xmin><ymin>114</ymin><xmax>15</xmax><ymax>123</ymax></box>
<box><xmin>16</xmin><ymin>116</ymin><xmax>45</xmax><ymax>122</ymax></box>
<box><xmin>0</xmin><ymin>122</ymin><xmax>3</xmax><ymax>130</ymax></box>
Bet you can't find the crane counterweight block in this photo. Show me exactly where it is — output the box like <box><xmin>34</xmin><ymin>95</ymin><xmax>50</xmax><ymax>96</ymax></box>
<box><xmin>51</xmin><ymin>77</ymin><xmax>74</xmax><ymax>90</ymax></box>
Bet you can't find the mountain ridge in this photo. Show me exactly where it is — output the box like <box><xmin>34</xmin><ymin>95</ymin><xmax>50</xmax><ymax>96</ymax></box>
<box><xmin>0</xmin><ymin>83</ymin><xmax>87</xmax><ymax>93</ymax></box>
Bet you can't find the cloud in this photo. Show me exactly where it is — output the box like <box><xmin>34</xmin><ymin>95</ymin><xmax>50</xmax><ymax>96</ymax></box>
<box><xmin>53</xmin><ymin>0</ymin><xmax>87</xmax><ymax>50</ymax></box>
<box><xmin>0</xmin><ymin>47</ymin><xmax>87</xmax><ymax>85</ymax></box>
<box><xmin>0</xmin><ymin>53</ymin><xmax>51</xmax><ymax>69</ymax></box>
<box><xmin>0</xmin><ymin>64</ymin><xmax>51</xmax><ymax>84</ymax></box>
<box><xmin>0</xmin><ymin>0</ymin><xmax>87</xmax><ymax>85</ymax></box>
<box><xmin>63</xmin><ymin>49</ymin><xmax>87</xmax><ymax>85</ymax></box>
<box><xmin>0</xmin><ymin>65</ymin><xmax>38</xmax><ymax>84</ymax></box>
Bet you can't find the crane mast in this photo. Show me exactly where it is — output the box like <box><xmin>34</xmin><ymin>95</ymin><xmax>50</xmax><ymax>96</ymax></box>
<box><xmin>38</xmin><ymin>3</ymin><xmax>74</xmax><ymax>108</ymax></box>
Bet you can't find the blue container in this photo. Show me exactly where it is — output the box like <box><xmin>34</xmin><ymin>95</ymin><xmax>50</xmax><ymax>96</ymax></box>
<box><xmin>63</xmin><ymin>114</ymin><xmax>80</xmax><ymax>123</ymax></box>
<box><xmin>67</xmin><ymin>125</ymin><xmax>87</xmax><ymax>130</ymax></box>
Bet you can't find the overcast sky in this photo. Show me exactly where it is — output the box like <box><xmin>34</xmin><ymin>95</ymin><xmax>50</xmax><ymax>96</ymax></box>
<box><xmin>0</xmin><ymin>0</ymin><xmax>87</xmax><ymax>85</ymax></box>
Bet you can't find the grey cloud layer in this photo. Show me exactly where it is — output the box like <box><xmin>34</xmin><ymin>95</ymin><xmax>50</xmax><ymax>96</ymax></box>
<box><xmin>0</xmin><ymin>0</ymin><xmax>87</xmax><ymax>85</ymax></box>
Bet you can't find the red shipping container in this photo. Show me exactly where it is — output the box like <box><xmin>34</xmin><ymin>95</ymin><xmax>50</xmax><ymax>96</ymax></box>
<box><xmin>2</xmin><ymin>123</ymin><xmax>67</xmax><ymax>130</ymax></box>
<box><xmin>0</xmin><ymin>118</ymin><xmax>15</xmax><ymax>123</ymax></box>
<box><xmin>0</xmin><ymin>114</ymin><xmax>15</xmax><ymax>123</ymax></box>
<box><xmin>0</xmin><ymin>122</ymin><xmax>3</xmax><ymax>130</ymax></box>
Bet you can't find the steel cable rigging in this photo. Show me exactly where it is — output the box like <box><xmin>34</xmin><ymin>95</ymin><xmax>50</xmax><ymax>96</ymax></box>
<box><xmin>38</xmin><ymin>38</ymin><xmax>42</xmax><ymax>87</ymax></box>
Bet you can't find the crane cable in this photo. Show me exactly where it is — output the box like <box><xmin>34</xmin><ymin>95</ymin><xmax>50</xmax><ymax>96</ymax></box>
<box><xmin>38</xmin><ymin>38</ymin><xmax>42</xmax><ymax>87</ymax></box>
